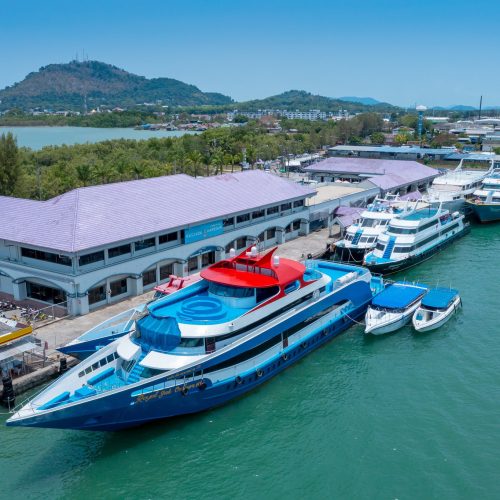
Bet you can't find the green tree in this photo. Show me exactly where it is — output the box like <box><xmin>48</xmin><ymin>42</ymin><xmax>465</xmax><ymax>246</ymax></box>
<box><xmin>370</xmin><ymin>132</ymin><xmax>385</xmax><ymax>145</ymax></box>
<box><xmin>0</xmin><ymin>132</ymin><xmax>20</xmax><ymax>195</ymax></box>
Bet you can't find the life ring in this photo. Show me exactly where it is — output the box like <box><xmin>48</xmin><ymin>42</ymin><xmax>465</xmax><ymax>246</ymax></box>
<box><xmin>281</xmin><ymin>353</ymin><xmax>288</xmax><ymax>361</ymax></box>
<box><xmin>256</xmin><ymin>369</ymin><xmax>264</xmax><ymax>378</ymax></box>
<box><xmin>235</xmin><ymin>375</ymin><xmax>243</xmax><ymax>385</ymax></box>
<box><xmin>181</xmin><ymin>386</ymin><xmax>189</xmax><ymax>396</ymax></box>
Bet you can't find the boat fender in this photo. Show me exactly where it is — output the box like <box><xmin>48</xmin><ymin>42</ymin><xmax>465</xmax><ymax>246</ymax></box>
<box><xmin>1</xmin><ymin>375</ymin><xmax>15</xmax><ymax>409</ymax></box>
<box><xmin>59</xmin><ymin>357</ymin><xmax>68</xmax><ymax>374</ymax></box>
<box><xmin>256</xmin><ymin>369</ymin><xmax>263</xmax><ymax>378</ymax></box>
<box><xmin>281</xmin><ymin>353</ymin><xmax>288</xmax><ymax>361</ymax></box>
<box><xmin>181</xmin><ymin>386</ymin><xmax>189</xmax><ymax>396</ymax></box>
<box><xmin>235</xmin><ymin>376</ymin><xmax>243</xmax><ymax>385</ymax></box>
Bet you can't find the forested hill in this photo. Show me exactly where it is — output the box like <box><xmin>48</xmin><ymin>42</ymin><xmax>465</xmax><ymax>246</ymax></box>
<box><xmin>0</xmin><ymin>60</ymin><xmax>233</xmax><ymax>111</ymax></box>
<box><xmin>236</xmin><ymin>90</ymin><xmax>398</xmax><ymax>113</ymax></box>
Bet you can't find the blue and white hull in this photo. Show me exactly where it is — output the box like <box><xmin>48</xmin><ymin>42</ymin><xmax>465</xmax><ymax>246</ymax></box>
<box><xmin>8</xmin><ymin>260</ymin><xmax>381</xmax><ymax>431</ymax></box>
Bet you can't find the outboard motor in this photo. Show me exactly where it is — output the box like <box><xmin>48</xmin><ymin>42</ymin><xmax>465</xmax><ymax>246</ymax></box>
<box><xmin>1</xmin><ymin>375</ymin><xmax>15</xmax><ymax>409</ymax></box>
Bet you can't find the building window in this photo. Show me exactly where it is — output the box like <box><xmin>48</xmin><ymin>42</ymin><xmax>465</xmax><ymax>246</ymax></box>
<box><xmin>188</xmin><ymin>256</ymin><xmax>199</xmax><ymax>272</ymax></box>
<box><xmin>21</xmin><ymin>247</ymin><xmax>71</xmax><ymax>266</ymax></box>
<box><xmin>252</xmin><ymin>209</ymin><xmax>265</xmax><ymax>219</ymax></box>
<box><xmin>159</xmin><ymin>232</ymin><xmax>178</xmax><ymax>245</ymax></box>
<box><xmin>236</xmin><ymin>237</ymin><xmax>247</xmax><ymax>249</ymax></box>
<box><xmin>293</xmin><ymin>220</ymin><xmax>301</xmax><ymax>230</ymax></box>
<box><xmin>267</xmin><ymin>227</ymin><xmax>276</xmax><ymax>239</ymax></box>
<box><xmin>26</xmin><ymin>282</ymin><xmax>65</xmax><ymax>304</ymax></box>
<box><xmin>223</xmin><ymin>217</ymin><xmax>234</xmax><ymax>227</ymax></box>
<box><xmin>281</xmin><ymin>202</ymin><xmax>292</xmax><ymax>211</ymax></box>
<box><xmin>236</xmin><ymin>213</ymin><xmax>250</xmax><ymax>224</ymax></box>
<box><xmin>267</xmin><ymin>206</ymin><xmax>279</xmax><ymax>216</ymax></box>
<box><xmin>79</xmin><ymin>250</ymin><xmax>104</xmax><ymax>266</ymax></box>
<box><xmin>88</xmin><ymin>284</ymin><xmax>106</xmax><ymax>305</ymax></box>
<box><xmin>110</xmin><ymin>278</ymin><xmax>127</xmax><ymax>297</ymax></box>
<box><xmin>258</xmin><ymin>232</ymin><xmax>265</xmax><ymax>242</ymax></box>
<box><xmin>285</xmin><ymin>224</ymin><xmax>292</xmax><ymax>233</ymax></box>
<box><xmin>142</xmin><ymin>268</ymin><xmax>156</xmax><ymax>286</ymax></box>
<box><xmin>201</xmin><ymin>251</ymin><xmax>215</xmax><ymax>267</ymax></box>
<box><xmin>159</xmin><ymin>262</ymin><xmax>174</xmax><ymax>281</ymax></box>
<box><xmin>135</xmin><ymin>238</ymin><xmax>155</xmax><ymax>251</ymax></box>
<box><xmin>293</xmin><ymin>200</ymin><xmax>304</xmax><ymax>208</ymax></box>
<box><xmin>108</xmin><ymin>244</ymin><xmax>131</xmax><ymax>259</ymax></box>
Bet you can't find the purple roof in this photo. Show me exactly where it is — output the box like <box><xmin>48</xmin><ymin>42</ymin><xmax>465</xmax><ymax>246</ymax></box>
<box><xmin>333</xmin><ymin>205</ymin><xmax>364</xmax><ymax>227</ymax></box>
<box><xmin>304</xmin><ymin>157</ymin><xmax>439</xmax><ymax>190</ymax></box>
<box><xmin>0</xmin><ymin>171</ymin><xmax>314</xmax><ymax>253</ymax></box>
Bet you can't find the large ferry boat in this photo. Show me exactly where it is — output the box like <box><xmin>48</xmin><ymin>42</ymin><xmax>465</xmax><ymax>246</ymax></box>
<box><xmin>7</xmin><ymin>247</ymin><xmax>383</xmax><ymax>431</ymax></box>
<box><xmin>363</xmin><ymin>205</ymin><xmax>469</xmax><ymax>274</ymax></box>
<box><xmin>423</xmin><ymin>160</ymin><xmax>493</xmax><ymax>212</ymax></box>
<box><xmin>333</xmin><ymin>195</ymin><xmax>425</xmax><ymax>263</ymax></box>
<box><xmin>465</xmin><ymin>168</ymin><xmax>500</xmax><ymax>223</ymax></box>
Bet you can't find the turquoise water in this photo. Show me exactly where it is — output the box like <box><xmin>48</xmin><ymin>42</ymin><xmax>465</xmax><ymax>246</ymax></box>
<box><xmin>0</xmin><ymin>126</ymin><xmax>193</xmax><ymax>150</ymax></box>
<box><xmin>1</xmin><ymin>224</ymin><xmax>499</xmax><ymax>499</ymax></box>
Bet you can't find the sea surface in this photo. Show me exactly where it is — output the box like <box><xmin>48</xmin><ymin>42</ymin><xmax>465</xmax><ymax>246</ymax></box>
<box><xmin>0</xmin><ymin>126</ymin><xmax>192</xmax><ymax>150</ymax></box>
<box><xmin>1</xmin><ymin>223</ymin><xmax>499</xmax><ymax>500</ymax></box>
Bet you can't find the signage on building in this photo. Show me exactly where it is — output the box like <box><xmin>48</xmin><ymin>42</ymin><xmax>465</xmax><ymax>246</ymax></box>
<box><xmin>184</xmin><ymin>220</ymin><xmax>224</xmax><ymax>244</ymax></box>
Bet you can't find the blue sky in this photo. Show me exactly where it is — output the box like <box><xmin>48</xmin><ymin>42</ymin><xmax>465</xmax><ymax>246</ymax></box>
<box><xmin>1</xmin><ymin>0</ymin><xmax>499</xmax><ymax>107</ymax></box>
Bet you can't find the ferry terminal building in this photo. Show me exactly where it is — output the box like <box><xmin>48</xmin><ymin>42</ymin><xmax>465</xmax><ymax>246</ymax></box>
<box><xmin>0</xmin><ymin>171</ymin><xmax>314</xmax><ymax>316</ymax></box>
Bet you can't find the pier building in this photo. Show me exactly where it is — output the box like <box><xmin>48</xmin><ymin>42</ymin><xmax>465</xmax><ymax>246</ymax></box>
<box><xmin>0</xmin><ymin>171</ymin><xmax>314</xmax><ymax>316</ymax></box>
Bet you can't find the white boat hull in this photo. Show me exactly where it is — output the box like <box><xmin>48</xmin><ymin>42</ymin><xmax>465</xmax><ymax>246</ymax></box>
<box><xmin>412</xmin><ymin>296</ymin><xmax>461</xmax><ymax>332</ymax></box>
<box><xmin>365</xmin><ymin>301</ymin><xmax>421</xmax><ymax>335</ymax></box>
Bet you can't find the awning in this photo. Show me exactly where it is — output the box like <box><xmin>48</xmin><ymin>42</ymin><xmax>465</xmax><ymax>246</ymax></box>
<box><xmin>0</xmin><ymin>341</ymin><xmax>37</xmax><ymax>363</ymax></box>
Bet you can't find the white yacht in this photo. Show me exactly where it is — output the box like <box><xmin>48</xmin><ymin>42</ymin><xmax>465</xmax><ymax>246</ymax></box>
<box><xmin>363</xmin><ymin>204</ymin><xmax>469</xmax><ymax>274</ymax></box>
<box><xmin>424</xmin><ymin>159</ymin><xmax>493</xmax><ymax>212</ymax></box>
<box><xmin>465</xmin><ymin>168</ymin><xmax>500</xmax><ymax>223</ymax></box>
<box><xmin>333</xmin><ymin>195</ymin><xmax>426</xmax><ymax>263</ymax></box>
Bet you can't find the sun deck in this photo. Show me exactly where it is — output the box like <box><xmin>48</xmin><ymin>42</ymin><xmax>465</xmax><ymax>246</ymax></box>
<box><xmin>402</xmin><ymin>208</ymin><xmax>438</xmax><ymax>221</ymax></box>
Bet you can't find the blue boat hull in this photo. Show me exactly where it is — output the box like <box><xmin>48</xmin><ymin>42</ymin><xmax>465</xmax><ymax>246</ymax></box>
<box><xmin>466</xmin><ymin>201</ymin><xmax>500</xmax><ymax>223</ymax></box>
<box><xmin>9</xmin><ymin>279</ymin><xmax>372</xmax><ymax>431</ymax></box>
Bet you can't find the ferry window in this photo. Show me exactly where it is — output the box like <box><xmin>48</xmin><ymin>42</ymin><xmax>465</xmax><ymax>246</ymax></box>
<box><xmin>85</xmin><ymin>367</ymin><xmax>92</xmax><ymax>374</ymax></box>
<box><xmin>361</xmin><ymin>219</ymin><xmax>376</xmax><ymax>228</ymax></box>
<box><xmin>106</xmin><ymin>354</ymin><xmax>114</xmax><ymax>363</ymax></box>
<box><xmin>78</xmin><ymin>371</ymin><xmax>85</xmax><ymax>378</ymax></box>
<box><xmin>419</xmin><ymin>220</ymin><xmax>438</xmax><ymax>232</ymax></box>
<box><xmin>393</xmin><ymin>247</ymin><xmax>409</xmax><ymax>253</ymax></box>
<box><xmin>79</xmin><ymin>250</ymin><xmax>105</xmax><ymax>266</ymax></box>
<box><xmin>135</xmin><ymin>238</ymin><xmax>155</xmax><ymax>251</ymax></box>
<box><xmin>92</xmin><ymin>362</ymin><xmax>99</xmax><ymax>370</ymax></box>
<box><xmin>110</xmin><ymin>278</ymin><xmax>127</xmax><ymax>297</ymax></box>
<box><xmin>267</xmin><ymin>206</ymin><xmax>279</xmax><ymax>215</ymax></box>
<box><xmin>114</xmin><ymin>352</ymin><xmax>120</xmax><ymax>359</ymax></box>
<box><xmin>178</xmin><ymin>337</ymin><xmax>204</xmax><ymax>348</ymax></box>
<box><xmin>293</xmin><ymin>200</ymin><xmax>304</xmax><ymax>208</ymax></box>
<box><xmin>159</xmin><ymin>232</ymin><xmax>178</xmax><ymax>244</ymax></box>
<box><xmin>388</xmin><ymin>226</ymin><xmax>417</xmax><ymax>234</ymax></box>
<box><xmin>140</xmin><ymin>368</ymin><xmax>163</xmax><ymax>378</ymax></box>
<box><xmin>375</xmin><ymin>242</ymin><xmax>385</xmax><ymax>251</ymax></box>
<box><xmin>284</xmin><ymin>281</ymin><xmax>300</xmax><ymax>294</ymax></box>
<box><xmin>209</xmin><ymin>282</ymin><xmax>254</xmax><ymax>298</ymax></box>
<box><xmin>256</xmin><ymin>286</ymin><xmax>279</xmax><ymax>303</ymax></box>
<box><xmin>236</xmin><ymin>213</ymin><xmax>250</xmax><ymax>223</ymax></box>
<box><xmin>252</xmin><ymin>209</ymin><xmax>265</xmax><ymax>219</ymax></box>
<box><xmin>108</xmin><ymin>244</ymin><xmax>131</xmax><ymax>258</ymax></box>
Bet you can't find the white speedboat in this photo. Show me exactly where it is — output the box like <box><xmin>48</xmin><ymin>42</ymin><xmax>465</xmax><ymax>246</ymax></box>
<box><xmin>424</xmin><ymin>159</ymin><xmax>493</xmax><ymax>212</ymax></box>
<box><xmin>333</xmin><ymin>195</ymin><xmax>426</xmax><ymax>263</ymax></box>
<box><xmin>365</xmin><ymin>282</ymin><xmax>428</xmax><ymax>335</ymax></box>
<box><xmin>412</xmin><ymin>288</ymin><xmax>461</xmax><ymax>332</ymax></box>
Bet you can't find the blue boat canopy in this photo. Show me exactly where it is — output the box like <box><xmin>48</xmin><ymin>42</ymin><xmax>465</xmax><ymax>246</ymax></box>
<box><xmin>372</xmin><ymin>282</ymin><xmax>427</xmax><ymax>309</ymax></box>
<box><xmin>421</xmin><ymin>288</ymin><xmax>459</xmax><ymax>309</ymax></box>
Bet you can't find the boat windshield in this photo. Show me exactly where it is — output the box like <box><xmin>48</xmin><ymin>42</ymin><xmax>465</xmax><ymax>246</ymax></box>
<box><xmin>208</xmin><ymin>282</ymin><xmax>254</xmax><ymax>298</ymax></box>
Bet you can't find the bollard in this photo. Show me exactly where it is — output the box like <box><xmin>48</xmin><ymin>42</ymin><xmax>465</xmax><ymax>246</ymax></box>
<box><xmin>59</xmin><ymin>357</ymin><xmax>68</xmax><ymax>374</ymax></box>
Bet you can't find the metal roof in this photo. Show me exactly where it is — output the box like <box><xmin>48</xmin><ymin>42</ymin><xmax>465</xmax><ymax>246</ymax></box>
<box><xmin>304</xmin><ymin>157</ymin><xmax>439</xmax><ymax>190</ymax></box>
<box><xmin>0</xmin><ymin>171</ymin><xmax>314</xmax><ymax>253</ymax></box>
<box><xmin>329</xmin><ymin>145</ymin><xmax>456</xmax><ymax>155</ymax></box>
